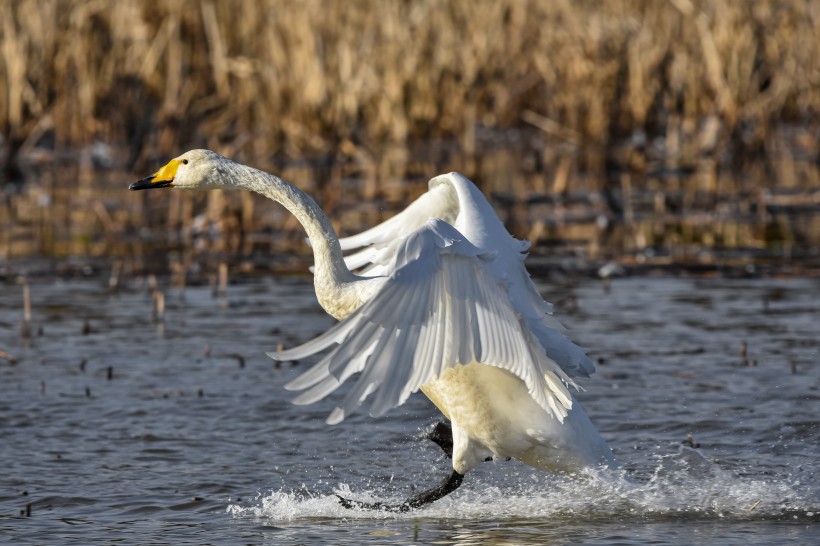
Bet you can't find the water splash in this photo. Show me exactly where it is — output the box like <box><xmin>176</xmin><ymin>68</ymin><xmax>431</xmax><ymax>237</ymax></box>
<box><xmin>228</xmin><ymin>447</ymin><xmax>815</xmax><ymax>524</ymax></box>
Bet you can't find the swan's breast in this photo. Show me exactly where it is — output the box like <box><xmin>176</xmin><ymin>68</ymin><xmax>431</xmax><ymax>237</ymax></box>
<box><xmin>420</xmin><ymin>362</ymin><xmax>616</xmax><ymax>474</ymax></box>
<box><xmin>420</xmin><ymin>362</ymin><xmax>550</xmax><ymax>464</ymax></box>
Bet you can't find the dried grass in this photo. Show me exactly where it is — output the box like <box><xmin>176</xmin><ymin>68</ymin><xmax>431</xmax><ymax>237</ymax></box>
<box><xmin>1</xmin><ymin>1</ymin><xmax>816</xmax><ymax>165</ymax></box>
<box><xmin>1</xmin><ymin>0</ymin><xmax>818</xmax><ymax>272</ymax></box>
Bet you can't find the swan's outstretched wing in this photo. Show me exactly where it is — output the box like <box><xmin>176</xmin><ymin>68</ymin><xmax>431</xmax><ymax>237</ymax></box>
<box><xmin>339</xmin><ymin>171</ymin><xmax>595</xmax><ymax>379</ymax></box>
<box><xmin>338</xmin><ymin>181</ymin><xmax>458</xmax><ymax>276</ymax></box>
<box><xmin>270</xmin><ymin>219</ymin><xmax>590</xmax><ymax>425</ymax></box>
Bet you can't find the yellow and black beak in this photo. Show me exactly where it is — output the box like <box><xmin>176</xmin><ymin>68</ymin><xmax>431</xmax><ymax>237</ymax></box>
<box><xmin>128</xmin><ymin>159</ymin><xmax>182</xmax><ymax>191</ymax></box>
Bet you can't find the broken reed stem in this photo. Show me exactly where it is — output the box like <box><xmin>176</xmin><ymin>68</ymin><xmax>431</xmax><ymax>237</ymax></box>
<box><xmin>153</xmin><ymin>290</ymin><xmax>165</xmax><ymax>322</ymax></box>
<box><xmin>0</xmin><ymin>350</ymin><xmax>18</xmax><ymax>365</ymax></box>
<box><xmin>19</xmin><ymin>277</ymin><xmax>32</xmax><ymax>339</ymax></box>
<box><xmin>109</xmin><ymin>260</ymin><xmax>122</xmax><ymax>292</ymax></box>
<box><xmin>171</xmin><ymin>261</ymin><xmax>187</xmax><ymax>300</ymax></box>
<box><xmin>218</xmin><ymin>262</ymin><xmax>228</xmax><ymax>300</ymax></box>
<box><xmin>22</xmin><ymin>278</ymin><xmax>31</xmax><ymax>322</ymax></box>
<box><xmin>210</xmin><ymin>273</ymin><xmax>218</xmax><ymax>298</ymax></box>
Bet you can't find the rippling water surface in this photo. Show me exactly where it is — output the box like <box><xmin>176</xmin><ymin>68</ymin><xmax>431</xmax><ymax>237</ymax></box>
<box><xmin>1</xmin><ymin>275</ymin><xmax>817</xmax><ymax>544</ymax></box>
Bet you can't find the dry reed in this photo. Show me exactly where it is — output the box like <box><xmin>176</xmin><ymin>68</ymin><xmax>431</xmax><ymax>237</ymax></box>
<box><xmin>0</xmin><ymin>0</ymin><xmax>818</xmax><ymax>273</ymax></box>
<box><xmin>0</xmin><ymin>1</ymin><xmax>815</xmax><ymax>163</ymax></box>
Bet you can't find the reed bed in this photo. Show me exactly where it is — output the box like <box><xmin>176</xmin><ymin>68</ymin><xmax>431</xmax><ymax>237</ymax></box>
<box><xmin>1</xmin><ymin>0</ymin><xmax>818</xmax><ymax>275</ymax></box>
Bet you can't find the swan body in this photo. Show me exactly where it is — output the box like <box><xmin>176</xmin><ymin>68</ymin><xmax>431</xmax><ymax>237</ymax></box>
<box><xmin>130</xmin><ymin>149</ymin><xmax>616</xmax><ymax>499</ymax></box>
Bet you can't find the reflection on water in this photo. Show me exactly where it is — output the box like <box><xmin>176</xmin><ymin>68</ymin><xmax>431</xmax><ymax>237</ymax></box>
<box><xmin>0</xmin><ymin>275</ymin><xmax>818</xmax><ymax>544</ymax></box>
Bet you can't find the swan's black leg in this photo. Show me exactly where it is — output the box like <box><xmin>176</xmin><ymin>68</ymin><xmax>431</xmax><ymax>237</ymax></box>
<box><xmin>337</xmin><ymin>470</ymin><xmax>464</xmax><ymax>512</ymax></box>
<box><xmin>425</xmin><ymin>421</ymin><xmax>454</xmax><ymax>459</ymax></box>
<box><xmin>403</xmin><ymin>469</ymin><xmax>464</xmax><ymax>509</ymax></box>
<box><xmin>425</xmin><ymin>421</ymin><xmax>501</xmax><ymax>463</ymax></box>
<box><xmin>336</xmin><ymin>421</ymin><xmax>505</xmax><ymax>512</ymax></box>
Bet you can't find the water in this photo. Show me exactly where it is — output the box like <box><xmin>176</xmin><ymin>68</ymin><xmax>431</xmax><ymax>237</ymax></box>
<box><xmin>1</xmin><ymin>274</ymin><xmax>817</xmax><ymax>544</ymax></box>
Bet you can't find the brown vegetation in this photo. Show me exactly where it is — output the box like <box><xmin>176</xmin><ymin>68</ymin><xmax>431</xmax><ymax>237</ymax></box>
<box><xmin>1</xmin><ymin>0</ymin><xmax>819</xmax><ymax>275</ymax></box>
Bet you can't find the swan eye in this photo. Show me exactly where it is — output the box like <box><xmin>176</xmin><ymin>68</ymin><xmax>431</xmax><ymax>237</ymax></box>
<box><xmin>182</xmin><ymin>159</ymin><xmax>189</xmax><ymax>165</ymax></box>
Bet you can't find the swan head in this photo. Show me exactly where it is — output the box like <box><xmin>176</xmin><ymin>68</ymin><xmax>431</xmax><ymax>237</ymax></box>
<box><xmin>129</xmin><ymin>149</ymin><xmax>226</xmax><ymax>191</ymax></box>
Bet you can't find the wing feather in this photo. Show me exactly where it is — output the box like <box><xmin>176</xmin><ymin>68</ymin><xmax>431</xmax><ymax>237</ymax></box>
<box><xmin>267</xmin><ymin>319</ymin><xmax>355</xmax><ymax>362</ymax></box>
<box><xmin>338</xmin><ymin>183</ymin><xmax>457</xmax><ymax>251</ymax></box>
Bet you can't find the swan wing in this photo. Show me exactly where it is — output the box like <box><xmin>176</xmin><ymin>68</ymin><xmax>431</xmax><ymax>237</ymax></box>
<box><xmin>516</xmin><ymin>276</ymin><xmax>597</xmax><ymax>378</ymax></box>
<box><xmin>436</xmin><ymin>171</ymin><xmax>597</xmax><ymax>379</ymax></box>
<box><xmin>272</xmin><ymin>219</ymin><xmax>586</xmax><ymax>424</ymax></box>
<box><xmin>338</xmin><ymin>181</ymin><xmax>459</xmax><ymax>276</ymax></box>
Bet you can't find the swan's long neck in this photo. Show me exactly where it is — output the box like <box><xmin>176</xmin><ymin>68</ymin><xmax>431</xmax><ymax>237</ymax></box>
<box><xmin>214</xmin><ymin>159</ymin><xmax>362</xmax><ymax>318</ymax></box>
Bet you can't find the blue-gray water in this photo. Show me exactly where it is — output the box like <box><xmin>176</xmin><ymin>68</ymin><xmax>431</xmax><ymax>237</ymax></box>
<box><xmin>1</xmin><ymin>275</ymin><xmax>817</xmax><ymax>544</ymax></box>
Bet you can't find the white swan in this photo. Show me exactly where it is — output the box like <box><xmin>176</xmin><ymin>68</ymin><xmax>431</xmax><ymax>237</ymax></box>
<box><xmin>130</xmin><ymin>149</ymin><xmax>617</xmax><ymax>510</ymax></box>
